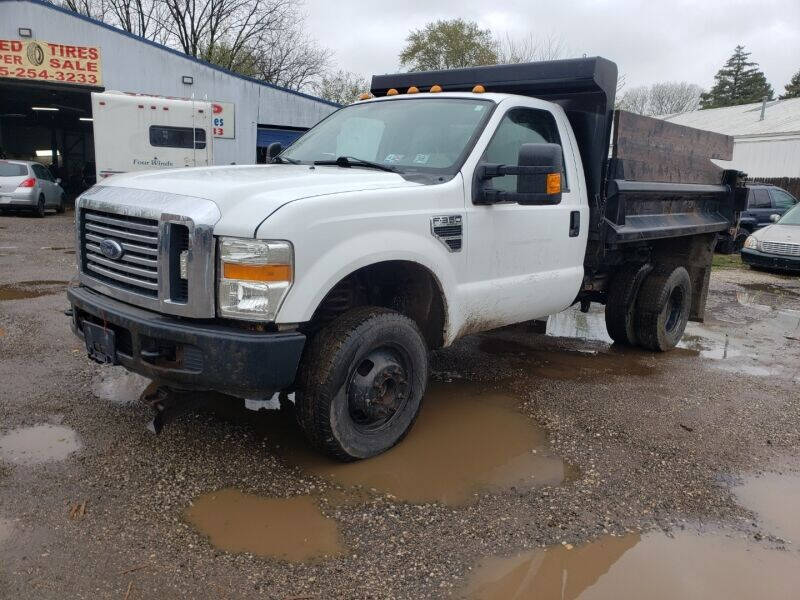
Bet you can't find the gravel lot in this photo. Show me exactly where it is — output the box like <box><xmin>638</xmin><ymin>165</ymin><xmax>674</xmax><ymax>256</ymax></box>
<box><xmin>1</xmin><ymin>210</ymin><xmax>799</xmax><ymax>599</ymax></box>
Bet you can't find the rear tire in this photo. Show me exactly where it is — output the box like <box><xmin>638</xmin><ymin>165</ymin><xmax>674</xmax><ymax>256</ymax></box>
<box><xmin>295</xmin><ymin>306</ymin><xmax>428</xmax><ymax>461</ymax></box>
<box><xmin>604</xmin><ymin>264</ymin><xmax>651</xmax><ymax>346</ymax></box>
<box><xmin>56</xmin><ymin>194</ymin><xmax>66</xmax><ymax>214</ymax></box>
<box><xmin>634</xmin><ymin>266</ymin><xmax>692</xmax><ymax>352</ymax></box>
<box><xmin>35</xmin><ymin>195</ymin><xmax>46</xmax><ymax>218</ymax></box>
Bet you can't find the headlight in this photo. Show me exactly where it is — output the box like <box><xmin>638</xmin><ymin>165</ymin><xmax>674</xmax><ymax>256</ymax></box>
<box><xmin>217</xmin><ymin>238</ymin><xmax>293</xmax><ymax>321</ymax></box>
<box><xmin>743</xmin><ymin>235</ymin><xmax>758</xmax><ymax>250</ymax></box>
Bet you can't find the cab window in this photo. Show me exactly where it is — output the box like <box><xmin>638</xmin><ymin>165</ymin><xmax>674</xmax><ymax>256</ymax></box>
<box><xmin>749</xmin><ymin>188</ymin><xmax>771</xmax><ymax>209</ymax></box>
<box><xmin>481</xmin><ymin>107</ymin><xmax>565</xmax><ymax>194</ymax></box>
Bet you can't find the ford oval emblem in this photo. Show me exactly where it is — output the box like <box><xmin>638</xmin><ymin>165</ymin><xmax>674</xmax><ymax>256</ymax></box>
<box><xmin>99</xmin><ymin>239</ymin><xmax>124</xmax><ymax>260</ymax></box>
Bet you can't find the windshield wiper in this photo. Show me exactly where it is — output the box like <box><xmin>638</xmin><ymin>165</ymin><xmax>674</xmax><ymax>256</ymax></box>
<box><xmin>313</xmin><ymin>156</ymin><xmax>398</xmax><ymax>173</ymax></box>
<box><xmin>271</xmin><ymin>155</ymin><xmax>301</xmax><ymax>165</ymax></box>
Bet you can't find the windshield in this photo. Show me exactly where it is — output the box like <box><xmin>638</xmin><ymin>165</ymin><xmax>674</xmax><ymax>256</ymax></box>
<box><xmin>778</xmin><ymin>203</ymin><xmax>800</xmax><ymax>226</ymax></box>
<box><xmin>282</xmin><ymin>98</ymin><xmax>494</xmax><ymax>176</ymax></box>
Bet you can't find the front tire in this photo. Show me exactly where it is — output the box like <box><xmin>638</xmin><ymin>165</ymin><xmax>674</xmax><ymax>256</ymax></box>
<box><xmin>634</xmin><ymin>266</ymin><xmax>692</xmax><ymax>351</ymax></box>
<box><xmin>296</xmin><ymin>307</ymin><xmax>428</xmax><ymax>461</ymax></box>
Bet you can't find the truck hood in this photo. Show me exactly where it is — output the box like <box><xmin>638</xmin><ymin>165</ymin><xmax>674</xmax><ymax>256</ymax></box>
<box><xmin>100</xmin><ymin>164</ymin><xmax>422</xmax><ymax>236</ymax></box>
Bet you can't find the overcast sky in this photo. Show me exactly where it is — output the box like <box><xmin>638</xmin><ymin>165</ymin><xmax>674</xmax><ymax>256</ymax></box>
<box><xmin>303</xmin><ymin>0</ymin><xmax>800</xmax><ymax>95</ymax></box>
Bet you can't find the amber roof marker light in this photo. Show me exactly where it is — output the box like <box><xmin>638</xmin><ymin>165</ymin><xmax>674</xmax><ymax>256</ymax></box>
<box><xmin>407</xmin><ymin>86</ymin><xmax>420</xmax><ymax>94</ymax></box>
<box><xmin>429</xmin><ymin>85</ymin><xmax>442</xmax><ymax>93</ymax></box>
<box><xmin>357</xmin><ymin>92</ymin><xmax>373</xmax><ymax>101</ymax></box>
<box><xmin>386</xmin><ymin>88</ymin><xmax>399</xmax><ymax>96</ymax></box>
<box><xmin>472</xmin><ymin>84</ymin><xmax>486</xmax><ymax>93</ymax></box>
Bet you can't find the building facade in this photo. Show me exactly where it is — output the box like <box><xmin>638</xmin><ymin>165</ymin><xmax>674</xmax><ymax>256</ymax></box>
<box><xmin>662</xmin><ymin>98</ymin><xmax>800</xmax><ymax>181</ymax></box>
<box><xmin>0</xmin><ymin>0</ymin><xmax>338</xmax><ymax>191</ymax></box>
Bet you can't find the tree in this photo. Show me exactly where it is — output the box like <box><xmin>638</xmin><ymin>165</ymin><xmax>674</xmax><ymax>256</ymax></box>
<box><xmin>400</xmin><ymin>19</ymin><xmax>499</xmax><ymax>72</ymax></box>
<box><xmin>496</xmin><ymin>33</ymin><xmax>568</xmax><ymax>64</ymax></box>
<box><xmin>618</xmin><ymin>82</ymin><xmax>703</xmax><ymax>116</ymax></box>
<box><xmin>54</xmin><ymin>0</ymin><xmax>330</xmax><ymax>91</ymax></box>
<box><xmin>700</xmin><ymin>45</ymin><xmax>774</xmax><ymax>109</ymax></box>
<box><xmin>314</xmin><ymin>70</ymin><xmax>370</xmax><ymax>105</ymax></box>
<box><xmin>780</xmin><ymin>70</ymin><xmax>800</xmax><ymax>100</ymax></box>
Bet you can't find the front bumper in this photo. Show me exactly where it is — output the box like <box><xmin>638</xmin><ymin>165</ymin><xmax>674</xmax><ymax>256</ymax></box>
<box><xmin>741</xmin><ymin>248</ymin><xmax>800</xmax><ymax>272</ymax></box>
<box><xmin>68</xmin><ymin>285</ymin><xmax>306</xmax><ymax>397</ymax></box>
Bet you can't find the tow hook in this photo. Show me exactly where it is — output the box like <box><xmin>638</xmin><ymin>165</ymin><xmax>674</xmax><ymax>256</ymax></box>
<box><xmin>143</xmin><ymin>386</ymin><xmax>195</xmax><ymax>434</ymax></box>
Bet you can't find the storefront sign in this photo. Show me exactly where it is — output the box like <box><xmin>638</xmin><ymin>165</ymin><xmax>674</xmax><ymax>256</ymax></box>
<box><xmin>211</xmin><ymin>101</ymin><xmax>235</xmax><ymax>138</ymax></box>
<box><xmin>0</xmin><ymin>39</ymin><xmax>102</xmax><ymax>86</ymax></box>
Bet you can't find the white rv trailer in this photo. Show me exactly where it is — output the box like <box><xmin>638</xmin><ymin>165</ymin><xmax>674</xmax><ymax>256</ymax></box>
<box><xmin>90</xmin><ymin>91</ymin><xmax>213</xmax><ymax>180</ymax></box>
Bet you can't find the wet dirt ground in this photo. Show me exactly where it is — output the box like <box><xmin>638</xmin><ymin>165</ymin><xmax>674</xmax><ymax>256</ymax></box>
<box><xmin>1</xmin><ymin>211</ymin><xmax>800</xmax><ymax>599</ymax></box>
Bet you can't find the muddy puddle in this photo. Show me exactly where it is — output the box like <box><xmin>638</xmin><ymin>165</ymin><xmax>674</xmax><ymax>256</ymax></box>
<box><xmin>0</xmin><ymin>424</ymin><xmax>81</xmax><ymax>465</ymax></box>
<box><xmin>92</xmin><ymin>368</ymin><xmax>156</xmax><ymax>405</ymax></box>
<box><xmin>282</xmin><ymin>384</ymin><xmax>571</xmax><ymax>505</ymax></box>
<box><xmin>0</xmin><ymin>280</ymin><xmax>68</xmax><ymax>301</ymax></box>
<box><xmin>735</xmin><ymin>470</ymin><xmax>800</xmax><ymax>542</ymax></box>
<box><xmin>479</xmin><ymin>336</ymin><xmax>657</xmax><ymax>379</ymax></box>
<box><xmin>211</xmin><ymin>382</ymin><xmax>572</xmax><ymax>506</ymax></box>
<box><xmin>537</xmin><ymin>300</ymin><xmax>800</xmax><ymax>381</ymax></box>
<box><xmin>462</xmin><ymin>529</ymin><xmax>800</xmax><ymax>600</ymax></box>
<box><xmin>184</xmin><ymin>488</ymin><xmax>343</xmax><ymax>561</ymax></box>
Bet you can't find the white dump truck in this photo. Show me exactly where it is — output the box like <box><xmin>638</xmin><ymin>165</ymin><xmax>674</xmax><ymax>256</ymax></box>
<box><xmin>68</xmin><ymin>58</ymin><xmax>745</xmax><ymax>460</ymax></box>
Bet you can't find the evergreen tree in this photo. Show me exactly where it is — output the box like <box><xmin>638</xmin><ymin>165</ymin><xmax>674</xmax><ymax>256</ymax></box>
<box><xmin>780</xmin><ymin>70</ymin><xmax>800</xmax><ymax>100</ymax></box>
<box><xmin>700</xmin><ymin>45</ymin><xmax>774</xmax><ymax>109</ymax></box>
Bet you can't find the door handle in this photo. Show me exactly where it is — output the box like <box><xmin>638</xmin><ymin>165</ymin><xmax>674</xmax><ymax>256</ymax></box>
<box><xmin>569</xmin><ymin>211</ymin><xmax>580</xmax><ymax>237</ymax></box>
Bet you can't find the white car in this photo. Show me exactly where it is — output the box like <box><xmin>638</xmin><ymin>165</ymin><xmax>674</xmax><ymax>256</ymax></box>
<box><xmin>742</xmin><ymin>203</ymin><xmax>800</xmax><ymax>272</ymax></box>
<box><xmin>0</xmin><ymin>160</ymin><xmax>66</xmax><ymax>217</ymax></box>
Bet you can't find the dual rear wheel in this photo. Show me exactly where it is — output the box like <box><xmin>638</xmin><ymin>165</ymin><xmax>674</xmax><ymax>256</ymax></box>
<box><xmin>604</xmin><ymin>264</ymin><xmax>692</xmax><ymax>352</ymax></box>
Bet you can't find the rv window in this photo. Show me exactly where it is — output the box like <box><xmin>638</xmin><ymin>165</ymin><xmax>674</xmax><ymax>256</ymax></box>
<box><xmin>149</xmin><ymin>126</ymin><xmax>207</xmax><ymax>149</ymax></box>
<box><xmin>0</xmin><ymin>162</ymin><xmax>28</xmax><ymax>176</ymax></box>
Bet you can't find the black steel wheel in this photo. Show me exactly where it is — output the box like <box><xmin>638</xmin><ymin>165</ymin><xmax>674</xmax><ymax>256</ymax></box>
<box><xmin>296</xmin><ymin>306</ymin><xmax>428</xmax><ymax>461</ymax></box>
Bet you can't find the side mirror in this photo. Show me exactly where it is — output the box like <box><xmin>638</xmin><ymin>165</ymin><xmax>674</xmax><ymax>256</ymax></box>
<box><xmin>473</xmin><ymin>143</ymin><xmax>564</xmax><ymax>205</ymax></box>
<box><xmin>266</xmin><ymin>142</ymin><xmax>283</xmax><ymax>160</ymax></box>
<box><xmin>770</xmin><ymin>214</ymin><xmax>780</xmax><ymax>223</ymax></box>
<box><xmin>55</xmin><ymin>178</ymin><xmax>62</xmax><ymax>185</ymax></box>
<box><xmin>516</xmin><ymin>143</ymin><xmax>563</xmax><ymax>205</ymax></box>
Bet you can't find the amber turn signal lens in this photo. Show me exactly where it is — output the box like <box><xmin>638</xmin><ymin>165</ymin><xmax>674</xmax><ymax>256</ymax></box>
<box><xmin>546</xmin><ymin>173</ymin><xmax>562</xmax><ymax>195</ymax></box>
<box><xmin>386</xmin><ymin>88</ymin><xmax>399</xmax><ymax>96</ymax></box>
<box><xmin>223</xmin><ymin>263</ymin><xmax>292</xmax><ymax>282</ymax></box>
<box><xmin>429</xmin><ymin>84</ymin><xmax>442</xmax><ymax>93</ymax></box>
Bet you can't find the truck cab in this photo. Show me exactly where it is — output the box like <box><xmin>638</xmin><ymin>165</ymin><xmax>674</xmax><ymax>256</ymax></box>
<box><xmin>68</xmin><ymin>58</ymin><xmax>744</xmax><ymax>461</ymax></box>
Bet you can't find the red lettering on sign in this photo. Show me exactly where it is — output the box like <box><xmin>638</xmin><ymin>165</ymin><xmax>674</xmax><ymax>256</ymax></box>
<box><xmin>0</xmin><ymin>40</ymin><xmax>23</xmax><ymax>52</ymax></box>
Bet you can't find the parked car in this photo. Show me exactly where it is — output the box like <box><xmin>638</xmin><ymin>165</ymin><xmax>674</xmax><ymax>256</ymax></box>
<box><xmin>717</xmin><ymin>184</ymin><xmax>798</xmax><ymax>253</ymax></box>
<box><xmin>741</xmin><ymin>203</ymin><xmax>800</xmax><ymax>272</ymax></box>
<box><xmin>0</xmin><ymin>160</ymin><xmax>66</xmax><ymax>217</ymax></box>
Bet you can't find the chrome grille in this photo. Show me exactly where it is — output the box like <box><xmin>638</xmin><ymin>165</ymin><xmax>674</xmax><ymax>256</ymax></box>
<box><xmin>81</xmin><ymin>209</ymin><xmax>160</xmax><ymax>297</ymax></box>
<box><xmin>761</xmin><ymin>241</ymin><xmax>800</xmax><ymax>257</ymax></box>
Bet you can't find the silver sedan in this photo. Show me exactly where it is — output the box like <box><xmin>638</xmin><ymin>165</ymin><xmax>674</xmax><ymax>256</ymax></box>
<box><xmin>0</xmin><ymin>160</ymin><xmax>66</xmax><ymax>217</ymax></box>
<box><xmin>742</xmin><ymin>204</ymin><xmax>800</xmax><ymax>273</ymax></box>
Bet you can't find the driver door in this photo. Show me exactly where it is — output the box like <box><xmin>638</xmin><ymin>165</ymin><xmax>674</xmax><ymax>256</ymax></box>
<box><xmin>461</xmin><ymin>102</ymin><xmax>587</xmax><ymax>330</ymax></box>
